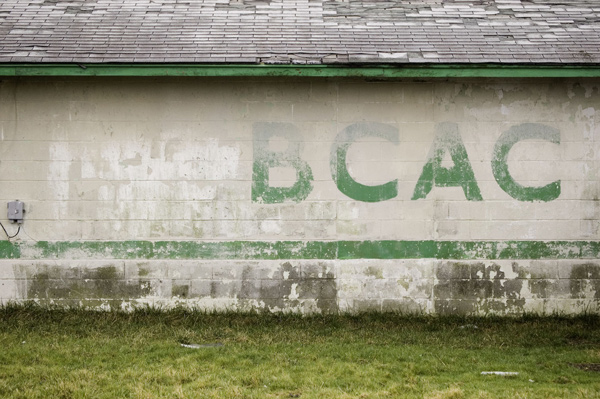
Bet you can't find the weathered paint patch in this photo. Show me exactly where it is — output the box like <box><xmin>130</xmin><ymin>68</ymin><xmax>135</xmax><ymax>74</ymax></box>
<box><xmin>2</xmin><ymin>240</ymin><xmax>600</xmax><ymax>260</ymax></box>
<box><xmin>0</xmin><ymin>241</ymin><xmax>21</xmax><ymax>258</ymax></box>
<box><xmin>82</xmin><ymin>139</ymin><xmax>241</xmax><ymax>181</ymax></box>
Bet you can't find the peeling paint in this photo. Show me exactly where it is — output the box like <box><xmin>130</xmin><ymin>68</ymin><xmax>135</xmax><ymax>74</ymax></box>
<box><xmin>2</xmin><ymin>240</ymin><xmax>600</xmax><ymax>260</ymax></box>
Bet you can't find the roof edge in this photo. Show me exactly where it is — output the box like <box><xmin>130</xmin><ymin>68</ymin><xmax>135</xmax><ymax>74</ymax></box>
<box><xmin>2</xmin><ymin>64</ymin><xmax>600</xmax><ymax>78</ymax></box>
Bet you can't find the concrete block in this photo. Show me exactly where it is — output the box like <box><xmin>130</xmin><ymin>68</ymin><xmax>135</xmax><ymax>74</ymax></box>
<box><xmin>187</xmin><ymin>280</ymin><xmax>212</xmax><ymax>298</ymax></box>
<box><xmin>0</xmin><ymin>100</ymin><xmax>15</xmax><ymax>120</ymax></box>
<box><xmin>382</xmin><ymin>298</ymin><xmax>430</xmax><ymax>314</ymax></box>
<box><xmin>245</xmin><ymin>101</ymin><xmax>293</xmax><ymax>122</ymax></box>
<box><xmin>8</xmin><ymin>262</ymin><xmax>53</xmax><ymax>280</ymax></box>
<box><xmin>337</xmin><ymin>103</ymin><xmax>399</xmax><ymax>124</ymax></box>
<box><xmin>492</xmin><ymin>279</ymin><xmax>526</xmax><ymax>300</ymax></box>
<box><xmin>208</xmin><ymin>280</ymin><xmax>243</xmax><ymax>298</ymax></box>
<box><xmin>300</xmin><ymin>261</ymin><xmax>336</xmax><ymax>279</ymax></box>
<box><xmin>336</xmin><ymin>279</ymin><xmax>362</xmax><ymax>299</ymax></box>
<box><xmin>386</xmin><ymin>260</ymin><xmax>436</xmax><ymax>280</ymax></box>
<box><xmin>314</xmin><ymin>299</ymin><xmax>338</xmax><ymax>314</ymax></box>
<box><xmin>281</xmin><ymin>278</ymin><xmax>337</xmax><ymax>301</ymax></box>
<box><xmin>528</xmin><ymin>260</ymin><xmax>559</xmax><ymax>279</ymax></box>
<box><xmin>0</xmin><ymin>275</ymin><xmax>22</xmax><ymax>302</ymax></box>
<box><xmin>544</xmin><ymin>298</ymin><xmax>599</xmax><ymax>314</ymax></box>
<box><xmin>399</xmin><ymin>101</ymin><xmax>437</xmax><ymax>123</ymax></box>
<box><xmin>213</xmin><ymin>264</ymin><xmax>244</xmax><ymax>280</ymax></box>
<box><xmin>403</xmin><ymin>279</ymin><xmax>434</xmax><ymax>299</ymax></box>
<box><xmin>17</xmin><ymin>100</ymin><xmax>71</xmax><ymax>122</ymax></box>
<box><xmin>125</xmin><ymin>261</ymin><xmax>169</xmax><ymax>279</ymax></box>
<box><xmin>528</xmin><ymin>279</ymin><xmax>561</xmax><ymax>299</ymax></box>
<box><xmin>337</xmin><ymin>298</ymin><xmax>353</xmax><ymax>312</ymax></box>
<box><xmin>0</xmin><ymin>80</ymin><xmax>17</xmax><ymax>102</ymax></box>
<box><xmin>352</xmin><ymin>299</ymin><xmax>382</xmax><ymax>312</ymax></box>
<box><xmin>292</xmin><ymin>102</ymin><xmax>336</xmax><ymax>122</ymax></box>
<box><xmin>437</xmin><ymin>261</ymin><xmax>472</xmax><ymax>280</ymax></box>
<box><xmin>568</xmin><ymin>279</ymin><xmax>600</xmax><ymax>300</ymax></box>
<box><xmin>258</xmin><ymin>279</ymin><xmax>283</xmax><ymax>299</ymax></box>
<box><xmin>558</xmin><ymin>261</ymin><xmax>600</xmax><ymax>279</ymax></box>
<box><xmin>452</xmin><ymin>280</ymin><xmax>493</xmax><ymax>300</ymax></box>
<box><xmin>338</xmin><ymin>82</ymin><xmax>402</xmax><ymax>104</ymax></box>
<box><xmin>552</xmin><ymin>279</ymin><xmax>581</xmax><ymax>299</ymax></box>
<box><xmin>360</xmin><ymin>278</ymin><xmax>398</xmax><ymax>299</ymax></box>
<box><xmin>520</xmin><ymin>298</ymin><xmax>546</xmax><ymax>314</ymax></box>
<box><xmin>434</xmin><ymin>299</ymin><xmax>477</xmax><ymax>315</ymax></box>
<box><xmin>239</xmin><ymin>263</ymin><xmax>283</xmax><ymax>280</ymax></box>
<box><xmin>80</xmin><ymin>262</ymin><xmax>125</xmax><ymax>280</ymax></box>
<box><xmin>141</xmin><ymin>278</ymin><xmax>171</xmax><ymax>298</ymax></box>
<box><xmin>240</xmin><ymin>279</ymin><xmax>262</xmax><ymax>299</ymax></box>
<box><xmin>170</xmin><ymin>280</ymin><xmax>191</xmax><ymax>298</ymax></box>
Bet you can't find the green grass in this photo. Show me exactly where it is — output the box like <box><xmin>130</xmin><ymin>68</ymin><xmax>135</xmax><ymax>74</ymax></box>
<box><xmin>0</xmin><ymin>303</ymin><xmax>599</xmax><ymax>399</ymax></box>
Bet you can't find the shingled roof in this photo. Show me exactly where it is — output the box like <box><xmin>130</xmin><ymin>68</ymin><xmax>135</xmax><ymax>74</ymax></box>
<box><xmin>1</xmin><ymin>0</ymin><xmax>599</xmax><ymax>65</ymax></box>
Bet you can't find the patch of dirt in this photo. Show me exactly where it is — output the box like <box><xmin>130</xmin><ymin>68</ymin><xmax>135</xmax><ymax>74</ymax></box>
<box><xmin>571</xmin><ymin>363</ymin><xmax>600</xmax><ymax>372</ymax></box>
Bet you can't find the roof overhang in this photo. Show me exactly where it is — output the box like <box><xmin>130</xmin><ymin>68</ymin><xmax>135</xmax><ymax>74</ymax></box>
<box><xmin>2</xmin><ymin>64</ymin><xmax>600</xmax><ymax>78</ymax></box>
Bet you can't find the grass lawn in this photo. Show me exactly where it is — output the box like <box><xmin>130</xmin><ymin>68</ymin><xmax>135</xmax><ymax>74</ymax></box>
<box><xmin>0</xmin><ymin>304</ymin><xmax>599</xmax><ymax>399</ymax></box>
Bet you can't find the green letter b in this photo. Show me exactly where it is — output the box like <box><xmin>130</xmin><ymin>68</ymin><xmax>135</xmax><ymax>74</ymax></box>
<box><xmin>252</xmin><ymin>123</ymin><xmax>313</xmax><ymax>203</ymax></box>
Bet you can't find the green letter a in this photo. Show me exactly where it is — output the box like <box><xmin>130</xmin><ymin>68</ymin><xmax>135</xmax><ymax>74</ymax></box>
<box><xmin>412</xmin><ymin>122</ymin><xmax>482</xmax><ymax>201</ymax></box>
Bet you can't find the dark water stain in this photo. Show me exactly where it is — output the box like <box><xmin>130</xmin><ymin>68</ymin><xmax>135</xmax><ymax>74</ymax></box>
<box><xmin>434</xmin><ymin>260</ymin><xmax>600</xmax><ymax>314</ymax></box>
<box><xmin>529</xmin><ymin>279</ymin><xmax>553</xmax><ymax>298</ymax></box>
<box><xmin>172</xmin><ymin>284</ymin><xmax>190</xmax><ymax>298</ymax></box>
<box><xmin>28</xmin><ymin>266</ymin><xmax>151</xmax><ymax>301</ymax></box>
<box><xmin>238</xmin><ymin>261</ymin><xmax>338</xmax><ymax>313</ymax></box>
<box><xmin>434</xmin><ymin>261</ymin><xmax>527</xmax><ymax>315</ymax></box>
<box><xmin>569</xmin><ymin>263</ymin><xmax>600</xmax><ymax>299</ymax></box>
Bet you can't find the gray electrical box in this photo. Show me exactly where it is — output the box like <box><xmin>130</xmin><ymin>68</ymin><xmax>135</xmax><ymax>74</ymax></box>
<box><xmin>7</xmin><ymin>200</ymin><xmax>24</xmax><ymax>224</ymax></box>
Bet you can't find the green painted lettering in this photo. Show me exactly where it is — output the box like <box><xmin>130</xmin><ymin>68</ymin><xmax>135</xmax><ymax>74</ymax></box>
<box><xmin>252</xmin><ymin>123</ymin><xmax>313</xmax><ymax>203</ymax></box>
<box><xmin>412</xmin><ymin>123</ymin><xmax>482</xmax><ymax>201</ymax></box>
<box><xmin>492</xmin><ymin>123</ymin><xmax>560</xmax><ymax>202</ymax></box>
<box><xmin>330</xmin><ymin>122</ymin><xmax>399</xmax><ymax>202</ymax></box>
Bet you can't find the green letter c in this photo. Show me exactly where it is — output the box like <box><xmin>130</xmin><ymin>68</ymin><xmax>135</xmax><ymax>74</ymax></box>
<box><xmin>330</xmin><ymin>122</ymin><xmax>399</xmax><ymax>202</ymax></box>
<box><xmin>492</xmin><ymin>123</ymin><xmax>561</xmax><ymax>202</ymax></box>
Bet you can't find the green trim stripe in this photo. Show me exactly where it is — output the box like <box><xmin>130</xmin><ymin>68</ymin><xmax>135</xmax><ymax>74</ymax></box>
<box><xmin>1</xmin><ymin>241</ymin><xmax>599</xmax><ymax>260</ymax></box>
<box><xmin>1</xmin><ymin>64</ymin><xmax>600</xmax><ymax>78</ymax></box>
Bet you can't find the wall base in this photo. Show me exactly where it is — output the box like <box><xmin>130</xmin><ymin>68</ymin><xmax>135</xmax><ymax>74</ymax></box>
<box><xmin>2</xmin><ymin>259</ymin><xmax>598</xmax><ymax>315</ymax></box>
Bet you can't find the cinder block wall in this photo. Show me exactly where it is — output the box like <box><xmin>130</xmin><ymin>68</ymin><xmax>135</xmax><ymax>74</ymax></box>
<box><xmin>0</xmin><ymin>76</ymin><xmax>598</xmax><ymax>314</ymax></box>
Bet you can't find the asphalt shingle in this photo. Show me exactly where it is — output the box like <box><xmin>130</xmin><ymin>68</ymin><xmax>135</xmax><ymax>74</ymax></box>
<box><xmin>0</xmin><ymin>0</ymin><xmax>599</xmax><ymax>64</ymax></box>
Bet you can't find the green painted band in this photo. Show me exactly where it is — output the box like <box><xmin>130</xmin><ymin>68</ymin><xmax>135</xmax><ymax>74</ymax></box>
<box><xmin>0</xmin><ymin>240</ymin><xmax>599</xmax><ymax>260</ymax></box>
<box><xmin>1</xmin><ymin>64</ymin><xmax>600</xmax><ymax>78</ymax></box>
